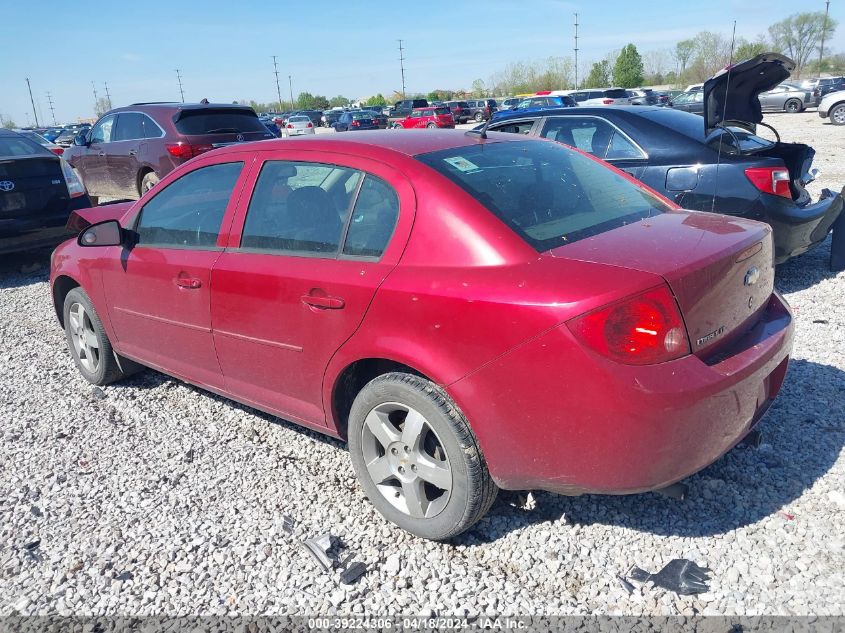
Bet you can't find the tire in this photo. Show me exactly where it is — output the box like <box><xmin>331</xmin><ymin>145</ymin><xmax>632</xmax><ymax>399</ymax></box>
<box><xmin>348</xmin><ymin>372</ymin><xmax>498</xmax><ymax>540</ymax></box>
<box><xmin>63</xmin><ymin>288</ymin><xmax>140</xmax><ymax>385</ymax></box>
<box><xmin>392</xmin><ymin>123</ymin><xmax>403</xmax><ymax>129</ymax></box>
<box><xmin>830</xmin><ymin>103</ymin><xmax>845</xmax><ymax>125</ymax></box>
<box><xmin>784</xmin><ymin>99</ymin><xmax>802</xmax><ymax>113</ymax></box>
<box><xmin>140</xmin><ymin>171</ymin><xmax>159</xmax><ymax>195</ymax></box>
<box><xmin>474</xmin><ymin>112</ymin><xmax>484</xmax><ymax>122</ymax></box>
<box><xmin>426</xmin><ymin>122</ymin><xmax>437</xmax><ymax>129</ymax></box>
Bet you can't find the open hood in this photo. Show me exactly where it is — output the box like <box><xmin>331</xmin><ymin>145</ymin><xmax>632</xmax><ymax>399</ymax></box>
<box><xmin>703</xmin><ymin>53</ymin><xmax>795</xmax><ymax>133</ymax></box>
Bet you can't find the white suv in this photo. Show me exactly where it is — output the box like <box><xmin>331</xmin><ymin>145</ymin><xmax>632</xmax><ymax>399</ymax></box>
<box><xmin>818</xmin><ymin>89</ymin><xmax>845</xmax><ymax>125</ymax></box>
<box><xmin>566</xmin><ymin>88</ymin><xmax>633</xmax><ymax>106</ymax></box>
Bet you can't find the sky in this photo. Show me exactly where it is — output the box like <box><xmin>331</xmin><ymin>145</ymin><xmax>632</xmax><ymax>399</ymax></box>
<box><xmin>1</xmin><ymin>0</ymin><xmax>842</xmax><ymax>125</ymax></box>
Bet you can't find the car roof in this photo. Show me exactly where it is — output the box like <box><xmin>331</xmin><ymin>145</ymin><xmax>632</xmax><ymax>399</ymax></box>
<box><xmin>211</xmin><ymin>129</ymin><xmax>528</xmax><ymax>158</ymax></box>
<box><xmin>493</xmin><ymin>105</ymin><xmax>664</xmax><ymax>122</ymax></box>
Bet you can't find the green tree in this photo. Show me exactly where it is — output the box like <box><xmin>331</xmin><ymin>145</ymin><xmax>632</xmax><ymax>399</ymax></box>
<box><xmin>613</xmin><ymin>44</ymin><xmax>644</xmax><ymax>88</ymax></box>
<box><xmin>734</xmin><ymin>38</ymin><xmax>769</xmax><ymax>62</ymax></box>
<box><xmin>769</xmin><ymin>12</ymin><xmax>838</xmax><ymax>76</ymax></box>
<box><xmin>1</xmin><ymin>117</ymin><xmax>16</xmax><ymax>130</ymax></box>
<box><xmin>365</xmin><ymin>93</ymin><xmax>387</xmax><ymax>106</ymax></box>
<box><xmin>329</xmin><ymin>95</ymin><xmax>349</xmax><ymax>108</ymax></box>
<box><xmin>674</xmin><ymin>39</ymin><xmax>696</xmax><ymax>75</ymax></box>
<box><xmin>471</xmin><ymin>78</ymin><xmax>486</xmax><ymax>98</ymax></box>
<box><xmin>583</xmin><ymin>60</ymin><xmax>611</xmax><ymax>88</ymax></box>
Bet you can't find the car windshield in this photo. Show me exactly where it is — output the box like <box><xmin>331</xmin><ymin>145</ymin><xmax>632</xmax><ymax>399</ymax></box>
<box><xmin>351</xmin><ymin>112</ymin><xmax>372</xmax><ymax>120</ymax></box>
<box><xmin>415</xmin><ymin>139</ymin><xmax>671</xmax><ymax>252</ymax></box>
<box><xmin>174</xmin><ymin>109</ymin><xmax>267</xmax><ymax>134</ymax></box>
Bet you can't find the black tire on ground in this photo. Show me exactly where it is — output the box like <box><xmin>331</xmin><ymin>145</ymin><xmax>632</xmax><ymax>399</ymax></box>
<box><xmin>347</xmin><ymin>372</ymin><xmax>498</xmax><ymax>540</ymax></box>
<box><xmin>140</xmin><ymin>171</ymin><xmax>159</xmax><ymax>196</ymax></box>
<box><xmin>474</xmin><ymin>112</ymin><xmax>484</xmax><ymax>122</ymax></box>
<box><xmin>829</xmin><ymin>103</ymin><xmax>845</xmax><ymax>125</ymax></box>
<box><xmin>393</xmin><ymin>123</ymin><xmax>403</xmax><ymax>129</ymax></box>
<box><xmin>63</xmin><ymin>287</ymin><xmax>141</xmax><ymax>385</ymax></box>
<box><xmin>785</xmin><ymin>99</ymin><xmax>802</xmax><ymax>113</ymax></box>
<box><xmin>426</xmin><ymin>123</ymin><xmax>437</xmax><ymax>128</ymax></box>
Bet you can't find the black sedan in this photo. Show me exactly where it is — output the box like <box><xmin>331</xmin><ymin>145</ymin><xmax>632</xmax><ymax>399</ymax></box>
<box><xmin>0</xmin><ymin>129</ymin><xmax>92</xmax><ymax>254</ymax></box>
<box><xmin>485</xmin><ymin>110</ymin><xmax>840</xmax><ymax>265</ymax></box>
<box><xmin>332</xmin><ymin>111</ymin><xmax>379</xmax><ymax>132</ymax></box>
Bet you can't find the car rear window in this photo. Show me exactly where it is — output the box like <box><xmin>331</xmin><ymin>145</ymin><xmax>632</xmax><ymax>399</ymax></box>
<box><xmin>604</xmin><ymin>89</ymin><xmax>628</xmax><ymax>98</ymax></box>
<box><xmin>174</xmin><ymin>109</ymin><xmax>266</xmax><ymax>135</ymax></box>
<box><xmin>0</xmin><ymin>135</ymin><xmax>49</xmax><ymax>157</ymax></box>
<box><xmin>415</xmin><ymin>139</ymin><xmax>670</xmax><ymax>252</ymax></box>
<box><xmin>434</xmin><ymin>107</ymin><xmax>451</xmax><ymax>115</ymax></box>
<box><xmin>289</xmin><ymin>116</ymin><xmax>310</xmax><ymax>122</ymax></box>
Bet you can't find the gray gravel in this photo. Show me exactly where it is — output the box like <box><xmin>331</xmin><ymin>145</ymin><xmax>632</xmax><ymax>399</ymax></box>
<box><xmin>1</xmin><ymin>112</ymin><xmax>843</xmax><ymax>617</ymax></box>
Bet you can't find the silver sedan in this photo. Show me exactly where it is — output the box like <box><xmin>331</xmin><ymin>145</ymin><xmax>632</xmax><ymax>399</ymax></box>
<box><xmin>759</xmin><ymin>83</ymin><xmax>811</xmax><ymax>113</ymax></box>
<box><xmin>282</xmin><ymin>115</ymin><xmax>316</xmax><ymax>137</ymax></box>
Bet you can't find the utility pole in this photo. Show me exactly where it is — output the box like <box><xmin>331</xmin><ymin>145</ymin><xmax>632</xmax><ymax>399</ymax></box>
<box><xmin>397</xmin><ymin>39</ymin><xmax>407</xmax><ymax>98</ymax></box>
<box><xmin>818</xmin><ymin>0</ymin><xmax>831</xmax><ymax>74</ymax></box>
<box><xmin>288</xmin><ymin>75</ymin><xmax>294</xmax><ymax>108</ymax></box>
<box><xmin>272</xmin><ymin>56</ymin><xmax>283</xmax><ymax>112</ymax></box>
<box><xmin>175</xmin><ymin>69</ymin><xmax>185</xmax><ymax>102</ymax></box>
<box><xmin>104</xmin><ymin>82</ymin><xmax>112</xmax><ymax>110</ymax></box>
<box><xmin>47</xmin><ymin>92</ymin><xmax>57</xmax><ymax>125</ymax></box>
<box><xmin>26</xmin><ymin>78</ymin><xmax>39</xmax><ymax>127</ymax></box>
<box><xmin>92</xmin><ymin>81</ymin><xmax>99</xmax><ymax>115</ymax></box>
<box><xmin>573</xmin><ymin>13</ymin><xmax>579</xmax><ymax>90</ymax></box>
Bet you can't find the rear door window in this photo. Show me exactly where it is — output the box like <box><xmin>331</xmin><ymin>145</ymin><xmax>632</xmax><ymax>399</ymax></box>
<box><xmin>174</xmin><ymin>109</ymin><xmax>266</xmax><ymax>135</ymax></box>
<box><xmin>113</xmin><ymin>113</ymin><xmax>145</xmax><ymax>141</ymax></box>
<box><xmin>135</xmin><ymin>162</ymin><xmax>243</xmax><ymax>248</ymax></box>
<box><xmin>415</xmin><ymin>140</ymin><xmax>669</xmax><ymax>251</ymax></box>
<box><xmin>540</xmin><ymin>117</ymin><xmax>645</xmax><ymax>160</ymax></box>
<box><xmin>343</xmin><ymin>175</ymin><xmax>400</xmax><ymax>258</ymax></box>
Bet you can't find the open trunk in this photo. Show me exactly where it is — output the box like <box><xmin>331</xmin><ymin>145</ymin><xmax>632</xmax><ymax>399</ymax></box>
<box><xmin>751</xmin><ymin>140</ymin><xmax>816</xmax><ymax>205</ymax></box>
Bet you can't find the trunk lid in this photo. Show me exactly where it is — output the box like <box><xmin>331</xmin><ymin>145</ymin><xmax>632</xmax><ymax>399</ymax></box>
<box><xmin>548</xmin><ymin>211</ymin><xmax>774</xmax><ymax>358</ymax></box>
<box><xmin>703</xmin><ymin>52</ymin><xmax>795</xmax><ymax>133</ymax></box>
<box><xmin>0</xmin><ymin>155</ymin><xmax>68</xmax><ymax>219</ymax></box>
<box><xmin>66</xmin><ymin>200</ymin><xmax>135</xmax><ymax>233</ymax></box>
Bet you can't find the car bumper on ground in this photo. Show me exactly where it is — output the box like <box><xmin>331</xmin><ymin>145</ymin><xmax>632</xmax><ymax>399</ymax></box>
<box><xmin>763</xmin><ymin>188</ymin><xmax>844</xmax><ymax>263</ymax></box>
<box><xmin>448</xmin><ymin>291</ymin><xmax>794</xmax><ymax>495</ymax></box>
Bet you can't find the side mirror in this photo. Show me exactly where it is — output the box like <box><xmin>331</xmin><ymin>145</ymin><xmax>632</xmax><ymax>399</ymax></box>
<box><xmin>78</xmin><ymin>220</ymin><xmax>126</xmax><ymax>248</ymax></box>
<box><xmin>73</xmin><ymin>133</ymin><xmax>89</xmax><ymax>146</ymax></box>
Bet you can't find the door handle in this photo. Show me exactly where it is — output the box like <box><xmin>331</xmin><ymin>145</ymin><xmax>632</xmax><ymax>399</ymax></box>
<box><xmin>301</xmin><ymin>294</ymin><xmax>345</xmax><ymax>309</ymax></box>
<box><xmin>128</xmin><ymin>149</ymin><xmax>137</xmax><ymax>156</ymax></box>
<box><xmin>98</xmin><ymin>151</ymin><xmax>106</xmax><ymax>156</ymax></box>
<box><xmin>175</xmin><ymin>277</ymin><xmax>202</xmax><ymax>289</ymax></box>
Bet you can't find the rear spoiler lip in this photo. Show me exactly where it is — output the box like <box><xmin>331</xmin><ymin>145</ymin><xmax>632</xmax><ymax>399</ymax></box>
<box><xmin>66</xmin><ymin>200</ymin><xmax>135</xmax><ymax>233</ymax></box>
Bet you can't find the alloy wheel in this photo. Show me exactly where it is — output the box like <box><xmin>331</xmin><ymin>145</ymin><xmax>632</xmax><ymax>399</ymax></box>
<box><xmin>68</xmin><ymin>302</ymin><xmax>100</xmax><ymax>373</ymax></box>
<box><xmin>360</xmin><ymin>402</ymin><xmax>453</xmax><ymax>519</ymax></box>
<box><xmin>833</xmin><ymin>106</ymin><xmax>845</xmax><ymax>124</ymax></box>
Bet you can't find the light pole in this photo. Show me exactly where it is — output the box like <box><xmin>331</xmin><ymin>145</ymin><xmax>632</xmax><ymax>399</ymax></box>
<box><xmin>574</xmin><ymin>13</ymin><xmax>579</xmax><ymax>90</ymax></box>
<box><xmin>818</xmin><ymin>0</ymin><xmax>831</xmax><ymax>74</ymax></box>
<box><xmin>175</xmin><ymin>69</ymin><xmax>185</xmax><ymax>102</ymax></box>
<box><xmin>26</xmin><ymin>78</ymin><xmax>39</xmax><ymax>127</ymax></box>
<box><xmin>398</xmin><ymin>39</ymin><xmax>407</xmax><ymax>98</ymax></box>
<box><xmin>288</xmin><ymin>75</ymin><xmax>294</xmax><ymax>108</ymax></box>
<box><xmin>272</xmin><ymin>56</ymin><xmax>283</xmax><ymax>112</ymax></box>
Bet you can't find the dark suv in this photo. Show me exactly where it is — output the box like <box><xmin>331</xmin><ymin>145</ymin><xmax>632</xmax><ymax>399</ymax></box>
<box><xmin>443</xmin><ymin>100</ymin><xmax>472</xmax><ymax>124</ymax></box>
<box><xmin>466</xmin><ymin>99</ymin><xmax>498</xmax><ymax>122</ymax></box>
<box><xmin>387</xmin><ymin>99</ymin><xmax>429</xmax><ymax>121</ymax></box>
<box><xmin>63</xmin><ymin>103</ymin><xmax>273</xmax><ymax>202</ymax></box>
<box><xmin>813</xmin><ymin>76</ymin><xmax>845</xmax><ymax>105</ymax></box>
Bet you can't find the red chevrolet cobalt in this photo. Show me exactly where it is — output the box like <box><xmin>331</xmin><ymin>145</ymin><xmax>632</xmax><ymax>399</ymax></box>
<box><xmin>50</xmin><ymin>130</ymin><xmax>793</xmax><ymax>540</ymax></box>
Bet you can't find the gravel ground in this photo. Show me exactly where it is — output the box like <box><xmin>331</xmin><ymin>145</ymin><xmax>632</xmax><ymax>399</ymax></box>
<box><xmin>1</xmin><ymin>112</ymin><xmax>843</xmax><ymax>618</ymax></box>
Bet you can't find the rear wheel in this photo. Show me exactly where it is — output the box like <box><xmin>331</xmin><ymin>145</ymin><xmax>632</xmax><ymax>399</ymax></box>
<box><xmin>140</xmin><ymin>171</ymin><xmax>159</xmax><ymax>195</ymax></box>
<box><xmin>474</xmin><ymin>112</ymin><xmax>484</xmax><ymax>122</ymax></box>
<box><xmin>426</xmin><ymin>122</ymin><xmax>437</xmax><ymax>129</ymax></box>
<box><xmin>830</xmin><ymin>103</ymin><xmax>845</xmax><ymax>125</ymax></box>
<box><xmin>348</xmin><ymin>373</ymin><xmax>497</xmax><ymax>540</ymax></box>
<box><xmin>784</xmin><ymin>99</ymin><xmax>802</xmax><ymax>113</ymax></box>
<box><xmin>393</xmin><ymin>123</ymin><xmax>403</xmax><ymax>129</ymax></box>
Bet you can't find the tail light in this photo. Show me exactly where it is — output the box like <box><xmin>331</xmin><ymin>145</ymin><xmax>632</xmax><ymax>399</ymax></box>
<box><xmin>745</xmin><ymin>167</ymin><xmax>791</xmax><ymax>199</ymax></box>
<box><xmin>307</xmin><ymin>122</ymin><xmax>313</xmax><ymax>128</ymax></box>
<box><xmin>59</xmin><ymin>159</ymin><xmax>86</xmax><ymax>199</ymax></box>
<box><xmin>166</xmin><ymin>143</ymin><xmax>213</xmax><ymax>159</ymax></box>
<box><xmin>351</xmin><ymin>120</ymin><xmax>360</xmax><ymax>127</ymax></box>
<box><xmin>602</xmin><ymin>99</ymin><xmax>614</xmax><ymax>104</ymax></box>
<box><xmin>287</xmin><ymin>123</ymin><xmax>294</xmax><ymax>129</ymax></box>
<box><xmin>50</xmin><ymin>147</ymin><xmax>64</xmax><ymax>156</ymax></box>
<box><xmin>567</xmin><ymin>285</ymin><xmax>690</xmax><ymax>365</ymax></box>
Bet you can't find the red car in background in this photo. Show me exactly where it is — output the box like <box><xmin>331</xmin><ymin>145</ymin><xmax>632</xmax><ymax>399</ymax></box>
<box><xmin>391</xmin><ymin>106</ymin><xmax>455</xmax><ymax>129</ymax></box>
<box><xmin>51</xmin><ymin>130</ymin><xmax>793</xmax><ymax>540</ymax></box>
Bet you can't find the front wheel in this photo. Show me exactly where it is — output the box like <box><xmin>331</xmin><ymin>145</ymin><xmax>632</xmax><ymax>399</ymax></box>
<box><xmin>784</xmin><ymin>99</ymin><xmax>802</xmax><ymax>113</ymax></box>
<box><xmin>474</xmin><ymin>112</ymin><xmax>483</xmax><ymax>122</ymax></box>
<box><xmin>830</xmin><ymin>103</ymin><xmax>845</xmax><ymax>125</ymax></box>
<box><xmin>348</xmin><ymin>373</ymin><xmax>498</xmax><ymax>540</ymax></box>
<box><xmin>392</xmin><ymin>123</ymin><xmax>403</xmax><ymax>129</ymax></box>
<box><xmin>426</xmin><ymin>122</ymin><xmax>437</xmax><ymax>129</ymax></box>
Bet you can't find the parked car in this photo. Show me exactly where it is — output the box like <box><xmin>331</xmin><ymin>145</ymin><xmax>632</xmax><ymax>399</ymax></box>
<box><xmin>483</xmin><ymin>55</ymin><xmax>843</xmax><ymax>264</ymax></box>
<box><xmin>387</xmin><ymin>99</ymin><xmax>429</xmax><ymax>121</ymax></box>
<box><xmin>62</xmin><ymin>103</ymin><xmax>274</xmax><ymax>203</ymax></box>
<box><xmin>272</xmin><ymin>112</ymin><xmax>292</xmax><ymax>126</ymax></box>
<box><xmin>258</xmin><ymin>116</ymin><xmax>281</xmax><ymax>137</ymax></box>
<box><xmin>818</xmin><ymin>89</ymin><xmax>845</xmax><ymax>125</ymax></box>
<box><xmin>52</xmin><ymin>129</ymin><xmax>794</xmax><ymax>539</ymax></box>
<box><xmin>442</xmin><ymin>101</ymin><xmax>472</xmax><ymax>124</ymax></box>
<box><xmin>758</xmin><ymin>84</ymin><xmax>811</xmax><ymax>113</ymax></box>
<box><xmin>42</xmin><ymin>127</ymin><xmax>66</xmax><ymax>142</ymax></box>
<box><xmin>628</xmin><ymin>88</ymin><xmax>659</xmax><ymax>106</ymax></box>
<box><xmin>364</xmin><ymin>105</ymin><xmax>385</xmax><ymax>115</ymax></box>
<box><xmin>0</xmin><ymin>129</ymin><xmax>90</xmax><ymax>254</ymax></box>
<box><xmin>283</xmin><ymin>115</ymin><xmax>316</xmax><ymax>136</ymax></box>
<box><xmin>466</xmin><ymin>99</ymin><xmax>498</xmax><ymax>122</ymax></box>
<box><xmin>813</xmin><ymin>76</ymin><xmax>845</xmax><ymax>105</ymax></box>
<box><xmin>392</xmin><ymin>106</ymin><xmax>454</xmax><ymax>129</ymax></box>
<box><xmin>491</xmin><ymin>95</ymin><xmax>576</xmax><ymax>120</ymax></box>
<box><xmin>333</xmin><ymin>111</ymin><xmax>378</xmax><ymax>132</ymax></box>
<box><xmin>15</xmin><ymin>130</ymin><xmax>64</xmax><ymax>155</ymax></box>
<box><xmin>497</xmin><ymin>97</ymin><xmax>520</xmax><ymax>110</ymax></box>
<box><xmin>321</xmin><ymin>110</ymin><xmax>345</xmax><ymax>127</ymax></box>
<box><xmin>364</xmin><ymin>110</ymin><xmax>389</xmax><ymax>129</ymax></box>
<box><xmin>293</xmin><ymin>110</ymin><xmax>323</xmax><ymax>127</ymax></box>
<box><xmin>668</xmin><ymin>90</ymin><xmax>704</xmax><ymax>115</ymax></box>
<box><xmin>54</xmin><ymin>125</ymin><xmax>91</xmax><ymax>148</ymax></box>
<box><xmin>568</xmin><ymin>88</ymin><xmax>632</xmax><ymax>106</ymax></box>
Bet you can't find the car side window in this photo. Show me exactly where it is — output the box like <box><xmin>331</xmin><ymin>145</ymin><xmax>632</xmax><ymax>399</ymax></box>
<box><xmin>540</xmin><ymin>117</ymin><xmax>644</xmax><ymax>160</ymax></box>
<box><xmin>114</xmin><ymin>113</ymin><xmax>145</xmax><ymax>142</ymax></box>
<box><xmin>135</xmin><ymin>162</ymin><xmax>243</xmax><ymax>249</ymax></box>
<box><xmin>240</xmin><ymin>161</ymin><xmax>362</xmax><ymax>255</ymax></box>
<box><xmin>141</xmin><ymin>114</ymin><xmax>162</xmax><ymax>138</ymax></box>
<box><xmin>343</xmin><ymin>175</ymin><xmax>400</xmax><ymax>258</ymax></box>
<box><xmin>89</xmin><ymin>115</ymin><xmax>115</xmax><ymax>144</ymax></box>
<box><xmin>491</xmin><ymin>120</ymin><xmax>535</xmax><ymax>135</ymax></box>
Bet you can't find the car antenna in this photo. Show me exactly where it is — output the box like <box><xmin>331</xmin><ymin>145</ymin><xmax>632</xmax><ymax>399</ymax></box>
<box><xmin>711</xmin><ymin>21</ymin><xmax>738</xmax><ymax>214</ymax></box>
<box><xmin>466</xmin><ymin>116</ymin><xmax>491</xmax><ymax>140</ymax></box>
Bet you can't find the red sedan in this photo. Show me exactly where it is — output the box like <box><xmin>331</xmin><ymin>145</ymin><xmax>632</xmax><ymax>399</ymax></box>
<box><xmin>50</xmin><ymin>131</ymin><xmax>793</xmax><ymax>540</ymax></box>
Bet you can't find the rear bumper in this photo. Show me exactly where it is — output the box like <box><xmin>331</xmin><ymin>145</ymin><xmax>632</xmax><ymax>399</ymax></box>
<box><xmin>0</xmin><ymin>195</ymin><xmax>92</xmax><ymax>255</ymax></box>
<box><xmin>761</xmin><ymin>188</ymin><xmax>843</xmax><ymax>263</ymax></box>
<box><xmin>448</xmin><ymin>292</ymin><xmax>794</xmax><ymax>495</ymax></box>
